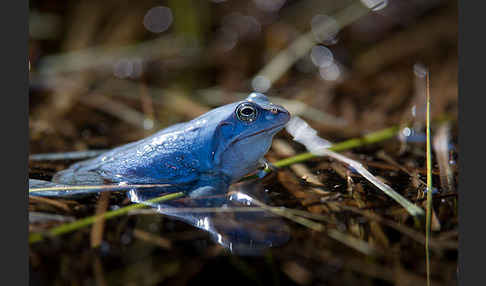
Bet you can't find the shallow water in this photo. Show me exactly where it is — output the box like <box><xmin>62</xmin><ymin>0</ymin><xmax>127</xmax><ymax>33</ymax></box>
<box><xmin>29</xmin><ymin>177</ymin><xmax>290</xmax><ymax>255</ymax></box>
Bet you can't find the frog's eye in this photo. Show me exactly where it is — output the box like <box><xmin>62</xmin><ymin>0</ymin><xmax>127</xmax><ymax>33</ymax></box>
<box><xmin>236</xmin><ymin>103</ymin><xmax>258</xmax><ymax>122</ymax></box>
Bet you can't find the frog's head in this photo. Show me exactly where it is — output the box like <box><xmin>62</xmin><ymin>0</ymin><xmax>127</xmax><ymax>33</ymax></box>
<box><xmin>208</xmin><ymin>93</ymin><xmax>290</xmax><ymax>181</ymax></box>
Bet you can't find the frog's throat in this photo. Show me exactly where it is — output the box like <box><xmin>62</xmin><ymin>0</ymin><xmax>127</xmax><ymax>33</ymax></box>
<box><xmin>211</xmin><ymin>122</ymin><xmax>286</xmax><ymax>167</ymax></box>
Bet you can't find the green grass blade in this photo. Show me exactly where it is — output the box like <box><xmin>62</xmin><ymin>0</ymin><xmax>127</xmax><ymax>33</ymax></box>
<box><xmin>29</xmin><ymin>192</ymin><xmax>184</xmax><ymax>244</ymax></box>
<box><xmin>274</xmin><ymin>126</ymin><xmax>400</xmax><ymax>168</ymax></box>
<box><xmin>425</xmin><ymin>71</ymin><xmax>433</xmax><ymax>286</ymax></box>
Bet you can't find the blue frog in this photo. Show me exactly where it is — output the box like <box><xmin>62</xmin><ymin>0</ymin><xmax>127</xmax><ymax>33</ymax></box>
<box><xmin>47</xmin><ymin>93</ymin><xmax>290</xmax><ymax>198</ymax></box>
<box><xmin>29</xmin><ymin>93</ymin><xmax>291</xmax><ymax>253</ymax></box>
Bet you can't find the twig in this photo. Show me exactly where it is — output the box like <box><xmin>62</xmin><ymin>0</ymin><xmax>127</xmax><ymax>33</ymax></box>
<box><xmin>29</xmin><ymin>150</ymin><xmax>108</xmax><ymax>161</ymax></box>
<box><xmin>38</xmin><ymin>36</ymin><xmax>197</xmax><ymax>75</ymax></box>
<box><xmin>132</xmin><ymin>229</ymin><xmax>172</xmax><ymax>250</ymax></box>
<box><xmin>29</xmin><ymin>212</ymin><xmax>75</xmax><ymax>224</ymax></box>
<box><xmin>78</xmin><ymin>93</ymin><xmax>158</xmax><ymax>130</ymax></box>
<box><xmin>433</xmin><ymin>123</ymin><xmax>454</xmax><ymax>193</ymax></box>
<box><xmin>90</xmin><ymin>191</ymin><xmax>110</xmax><ymax>248</ymax></box>
<box><xmin>29</xmin><ymin>183</ymin><xmax>171</xmax><ymax>193</ymax></box>
<box><xmin>28</xmin><ymin>196</ymin><xmax>72</xmax><ymax>213</ymax></box>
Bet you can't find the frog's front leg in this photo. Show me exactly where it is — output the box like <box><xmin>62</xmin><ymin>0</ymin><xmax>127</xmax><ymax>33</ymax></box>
<box><xmin>186</xmin><ymin>175</ymin><xmax>232</xmax><ymax>205</ymax></box>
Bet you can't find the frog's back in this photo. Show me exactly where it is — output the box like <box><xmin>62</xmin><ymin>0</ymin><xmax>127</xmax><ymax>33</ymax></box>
<box><xmin>53</xmin><ymin>121</ymin><xmax>207</xmax><ymax>186</ymax></box>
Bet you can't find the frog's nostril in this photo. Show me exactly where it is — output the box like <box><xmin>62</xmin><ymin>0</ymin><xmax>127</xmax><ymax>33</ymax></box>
<box><xmin>271</xmin><ymin>104</ymin><xmax>288</xmax><ymax>114</ymax></box>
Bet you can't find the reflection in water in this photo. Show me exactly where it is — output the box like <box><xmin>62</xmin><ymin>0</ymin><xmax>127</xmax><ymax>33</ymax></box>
<box><xmin>29</xmin><ymin>179</ymin><xmax>290</xmax><ymax>255</ymax></box>
<box><xmin>128</xmin><ymin>181</ymin><xmax>290</xmax><ymax>255</ymax></box>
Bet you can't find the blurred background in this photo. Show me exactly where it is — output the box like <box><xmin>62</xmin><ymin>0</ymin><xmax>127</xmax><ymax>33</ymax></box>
<box><xmin>29</xmin><ymin>0</ymin><xmax>458</xmax><ymax>285</ymax></box>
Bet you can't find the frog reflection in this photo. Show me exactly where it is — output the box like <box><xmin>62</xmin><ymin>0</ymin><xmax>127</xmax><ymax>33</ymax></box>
<box><xmin>129</xmin><ymin>181</ymin><xmax>289</xmax><ymax>255</ymax></box>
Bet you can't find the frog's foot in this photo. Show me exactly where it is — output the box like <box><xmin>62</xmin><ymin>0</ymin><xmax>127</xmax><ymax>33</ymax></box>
<box><xmin>256</xmin><ymin>158</ymin><xmax>278</xmax><ymax>179</ymax></box>
<box><xmin>52</xmin><ymin>167</ymin><xmax>105</xmax><ymax>186</ymax></box>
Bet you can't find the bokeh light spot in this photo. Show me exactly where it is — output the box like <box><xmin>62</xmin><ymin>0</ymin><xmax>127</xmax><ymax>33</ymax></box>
<box><xmin>113</xmin><ymin>59</ymin><xmax>143</xmax><ymax>79</ymax></box>
<box><xmin>216</xmin><ymin>27</ymin><xmax>238</xmax><ymax>52</ymax></box>
<box><xmin>310</xmin><ymin>45</ymin><xmax>333</xmax><ymax>68</ymax></box>
<box><xmin>143</xmin><ymin>6</ymin><xmax>173</xmax><ymax>33</ymax></box>
<box><xmin>319</xmin><ymin>63</ymin><xmax>340</xmax><ymax>81</ymax></box>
